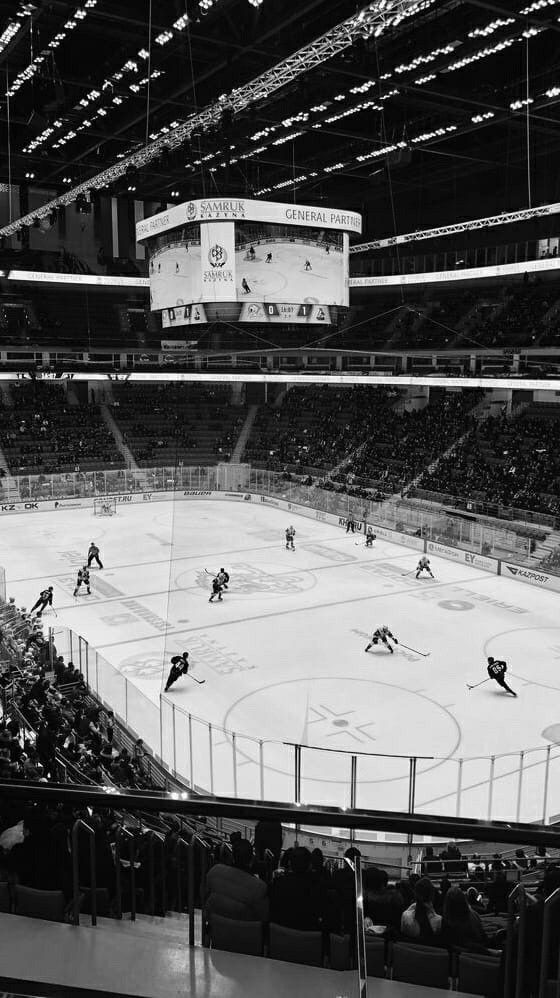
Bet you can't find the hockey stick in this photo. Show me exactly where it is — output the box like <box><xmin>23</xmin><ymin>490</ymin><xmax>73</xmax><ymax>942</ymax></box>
<box><xmin>187</xmin><ymin>673</ymin><xmax>205</xmax><ymax>685</ymax></box>
<box><xmin>399</xmin><ymin>642</ymin><xmax>430</xmax><ymax>658</ymax></box>
<box><xmin>401</xmin><ymin>569</ymin><xmax>416</xmax><ymax>577</ymax></box>
<box><xmin>466</xmin><ymin>678</ymin><xmax>491</xmax><ymax>691</ymax></box>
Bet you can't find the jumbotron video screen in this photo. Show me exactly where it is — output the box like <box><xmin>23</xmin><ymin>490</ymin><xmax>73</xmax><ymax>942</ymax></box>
<box><xmin>147</xmin><ymin>220</ymin><xmax>347</xmax><ymax>327</ymax></box>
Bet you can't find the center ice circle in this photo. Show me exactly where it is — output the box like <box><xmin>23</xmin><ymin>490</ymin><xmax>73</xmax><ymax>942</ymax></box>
<box><xmin>223</xmin><ymin>677</ymin><xmax>461</xmax><ymax>784</ymax></box>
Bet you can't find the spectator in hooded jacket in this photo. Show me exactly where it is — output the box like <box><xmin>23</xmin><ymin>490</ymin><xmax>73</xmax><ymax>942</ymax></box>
<box><xmin>204</xmin><ymin>838</ymin><xmax>268</xmax><ymax>923</ymax></box>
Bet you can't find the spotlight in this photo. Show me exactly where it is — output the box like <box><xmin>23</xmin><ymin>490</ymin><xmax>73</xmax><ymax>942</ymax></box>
<box><xmin>25</xmin><ymin>171</ymin><xmax>35</xmax><ymax>179</ymax></box>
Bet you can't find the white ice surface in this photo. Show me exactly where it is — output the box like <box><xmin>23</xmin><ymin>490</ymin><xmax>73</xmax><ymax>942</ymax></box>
<box><xmin>149</xmin><ymin>241</ymin><xmax>345</xmax><ymax>309</ymax></box>
<box><xmin>2</xmin><ymin>499</ymin><xmax>560</xmax><ymax>824</ymax></box>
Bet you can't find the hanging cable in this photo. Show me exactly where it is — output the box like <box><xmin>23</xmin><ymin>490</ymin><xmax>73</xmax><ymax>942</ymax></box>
<box><xmin>525</xmin><ymin>29</ymin><xmax>532</xmax><ymax>209</ymax></box>
<box><xmin>144</xmin><ymin>0</ymin><xmax>153</xmax><ymax>147</ymax></box>
<box><xmin>184</xmin><ymin>1</ymin><xmax>205</xmax><ymax>196</ymax></box>
<box><xmin>375</xmin><ymin>41</ymin><xmax>405</xmax><ymax>308</ymax></box>
<box><xmin>6</xmin><ymin>68</ymin><xmax>12</xmax><ymax>223</ymax></box>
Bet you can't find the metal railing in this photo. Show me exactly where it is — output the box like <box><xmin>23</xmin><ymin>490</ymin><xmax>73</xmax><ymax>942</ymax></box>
<box><xmin>72</xmin><ymin>818</ymin><xmax>97</xmax><ymax>926</ymax></box>
<box><xmin>45</xmin><ymin>614</ymin><xmax>560</xmax><ymax>826</ymax></box>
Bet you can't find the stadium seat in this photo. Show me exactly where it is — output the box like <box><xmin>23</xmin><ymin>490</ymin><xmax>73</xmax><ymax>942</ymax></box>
<box><xmin>391</xmin><ymin>941</ymin><xmax>450</xmax><ymax>989</ymax></box>
<box><xmin>457</xmin><ymin>951</ymin><xmax>502</xmax><ymax>997</ymax></box>
<box><xmin>79</xmin><ymin>886</ymin><xmax>113</xmax><ymax>917</ymax></box>
<box><xmin>209</xmin><ymin>913</ymin><xmax>264</xmax><ymax>956</ymax></box>
<box><xmin>365</xmin><ymin>936</ymin><xmax>387</xmax><ymax>977</ymax></box>
<box><xmin>329</xmin><ymin>932</ymin><xmax>352</xmax><ymax>970</ymax></box>
<box><xmin>0</xmin><ymin>882</ymin><xmax>11</xmax><ymax>912</ymax></box>
<box><xmin>14</xmin><ymin>885</ymin><xmax>67</xmax><ymax>922</ymax></box>
<box><xmin>268</xmin><ymin>923</ymin><xmax>323</xmax><ymax>966</ymax></box>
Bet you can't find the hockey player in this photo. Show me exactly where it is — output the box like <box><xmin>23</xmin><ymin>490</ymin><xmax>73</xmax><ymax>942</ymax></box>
<box><xmin>285</xmin><ymin>525</ymin><xmax>296</xmax><ymax>551</ymax></box>
<box><xmin>87</xmin><ymin>541</ymin><xmax>103</xmax><ymax>569</ymax></box>
<box><xmin>365</xmin><ymin>625</ymin><xmax>399</xmax><ymax>654</ymax></box>
<box><xmin>217</xmin><ymin>568</ymin><xmax>229</xmax><ymax>590</ymax></box>
<box><xmin>325</xmin><ymin>243</ymin><xmax>330</xmax><ymax>254</ymax></box>
<box><xmin>164</xmin><ymin>652</ymin><xmax>190</xmax><ymax>692</ymax></box>
<box><xmin>241</xmin><ymin>278</ymin><xmax>251</xmax><ymax>294</ymax></box>
<box><xmin>304</xmin><ymin>259</ymin><xmax>312</xmax><ymax>271</ymax></box>
<box><xmin>73</xmin><ymin>566</ymin><xmax>91</xmax><ymax>597</ymax></box>
<box><xmin>346</xmin><ymin>516</ymin><xmax>355</xmax><ymax>534</ymax></box>
<box><xmin>30</xmin><ymin>586</ymin><xmax>53</xmax><ymax>617</ymax></box>
<box><xmin>248</xmin><ymin>246</ymin><xmax>256</xmax><ymax>260</ymax></box>
<box><xmin>365</xmin><ymin>526</ymin><xmax>376</xmax><ymax>548</ymax></box>
<box><xmin>487</xmin><ymin>656</ymin><xmax>517</xmax><ymax>697</ymax></box>
<box><xmin>209</xmin><ymin>577</ymin><xmax>223</xmax><ymax>603</ymax></box>
<box><xmin>416</xmin><ymin>556</ymin><xmax>434</xmax><ymax>579</ymax></box>
<box><xmin>265</xmin><ymin>252</ymin><xmax>273</xmax><ymax>263</ymax></box>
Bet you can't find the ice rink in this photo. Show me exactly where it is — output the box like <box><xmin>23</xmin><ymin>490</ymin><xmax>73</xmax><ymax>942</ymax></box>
<box><xmin>149</xmin><ymin>241</ymin><xmax>345</xmax><ymax>310</ymax></box>
<box><xmin>3</xmin><ymin>497</ymin><xmax>560</xmax><ymax>825</ymax></box>
<box><xmin>235</xmin><ymin>241</ymin><xmax>345</xmax><ymax>304</ymax></box>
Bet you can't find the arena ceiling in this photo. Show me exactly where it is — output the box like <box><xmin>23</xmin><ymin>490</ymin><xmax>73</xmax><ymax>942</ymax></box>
<box><xmin>1</xmin><ymin>0</ymin><xmax>560</xmax><ymax>240</ymax></box>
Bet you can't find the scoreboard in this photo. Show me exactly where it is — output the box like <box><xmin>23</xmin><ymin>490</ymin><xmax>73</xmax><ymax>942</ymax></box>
<box><xmin>161</xmin><ymin>301</ymin><xmax>332</xmax><ymax>327</ymax></box>
<box><xmin>138</xmin><ymin>197</ymin><xmax>361</xmax><ymax>328</ymax></box>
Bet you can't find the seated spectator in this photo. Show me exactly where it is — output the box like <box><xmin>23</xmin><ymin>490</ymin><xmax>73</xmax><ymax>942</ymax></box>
<box><xmin>310</xmin><ymin>847</ymin><xmax>331</xmax><ymax>886</ymax></box>
<box><xmin>332</xmin><ymin>846</ymin><xmax>362</xmax><ymax>933</ymax></box>
<box><xmin>401</xmin><ymin>876</ymin><xmax>442</xmax><ymax>941</ymax></box>
<box><xmin>513</xmin><ymin>848</ymin><xmax>528</xmax><ymax>870</ymax></box>
<box><xmin>205</xmin><ymin>838</ymin><xmax>269</xmax><ymax>922</ymax></box>
<box><xmin>441</xmin><ymin>841</ymin><xmax>463</xmax><ymax>875</ymax></box>
<box><xmin>254</xmin><ymin>818</ymin><xmax>283</xmax><ymax>867</ymax></box>
<box><xmin>363</xmin><ymin>866</ymin><xmax>405</xmax><ymax>929</ymax></box>
<box><xmin>441</xmin><ymin>886</ymin><xmax>490</xmax><ymax>953</ymax></box>
<box><xmin>422</xmin><ymin>845</ymin><xmax>444</xmax><ymax>877</ymax></box>
<box><xmin>268</xmin><ymin>846</ymin><xmax>326</xmax><ymax>931</ymax></box>
<box><xmin>522</xmin><ymin>865</ymin><xmax>560</xmax><ymax>996</ymax></box>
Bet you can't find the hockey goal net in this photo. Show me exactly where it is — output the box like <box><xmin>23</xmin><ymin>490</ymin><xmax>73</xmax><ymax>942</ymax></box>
<box><xmin>93</xmin><ymin>497</ymin><xmax>117</xmax><ymax>517</ymax></box>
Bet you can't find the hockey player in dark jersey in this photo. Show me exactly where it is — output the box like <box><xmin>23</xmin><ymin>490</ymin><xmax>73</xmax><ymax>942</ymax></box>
<box><xmin>209</xmin><ymin>577</ymin><xmax>223</xmax><ymax>603</ymax></box>
<box><xmin>487</xmin><ymin>656</ymin><xmax>517</xmax><ymax>697</ymax></box>
<box><xmin>164</xmin><ymin>652</ymin><xmax>190</xmax><ymax>692</ymax></box>
<box><xmin>346</xmin><ymin>516</ymin><xmax>355</xmax><ymax>534</ymax></box>
<box><xmin>416</xmin><ymin>556</ymin><xmax>434</xmax><ymax>579</ymax></box>
<box><xmin>217</xmin><ymin>568</ymin><xmax>229</xmax><ymax>590</ymax></box>
<box><xmin>365</xmin><ymin>526</ymin><xmax>376</xmax><ymax>548</ymax></box>
<box><xmin>87</xmin><ymin>541</ymin><xmax>103</xmax><ymax>569</ymax></box>
<box><xmin>30</xmin><ymin>586</ymin><xmax>53</xmax><ymax>616</ymax></box>
<box><xmin>365</xmin><ymin>625</ymin><xmax>399</xmax><ymax>654</ymax></box>
<box><xmin>73</xmin><ymin>566</ymin><xmax>91</xmax><ymax>597</ymax></box>
<box><xmin>285</xmin><ymin>525</ymin><xmax>296</xmax><ymax>550</ymax></box>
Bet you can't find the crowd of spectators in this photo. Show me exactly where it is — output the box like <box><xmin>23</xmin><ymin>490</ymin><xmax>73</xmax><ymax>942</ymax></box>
<box><xmin>245</xmin><ymin>386</ymin><xmax>483</xmax><ymax>493</ymax></box>
<box><xmin>245</xmin><ymin>386</ymin><xmax>403</xmax><ymax>478</ymax></box>
<box><xmin>341</xmin><ymin>389</ymin><xmax>483</xmax><ymax>492</ymax></box>
<box><xmin>419</xmin><ymin>407</ymin><xmax>560</xmax><ymax>517</ymax></box>
<box><xmin>203</xmin><ymin>833</ymin><xmax>560</xmax><ymax>990</ymax></box>
<box><xmin>0</xmin><ymin>597</ymin><xmax>148</xmax><ymax>789</ymax></box>
<box><xmin>338</xmin><ymin>280</ymin><xmax>560</xmax><ymax>353</ymax></box>
<box><xmin>110</xmin><ymin>383</ymin><xmax>246</xmax><ymax>466</ymax></box>
<box><xmin>0</xmin><ymin>383</ymin><xmax>123</xmax><ymax>475</ymax></box>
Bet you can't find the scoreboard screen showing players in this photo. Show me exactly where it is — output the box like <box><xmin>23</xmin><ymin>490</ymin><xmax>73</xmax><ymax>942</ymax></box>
<box><xmin>137</xmin><ymin>198</ymin><xmax>361</xmax><ymax>327</ymax></box>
